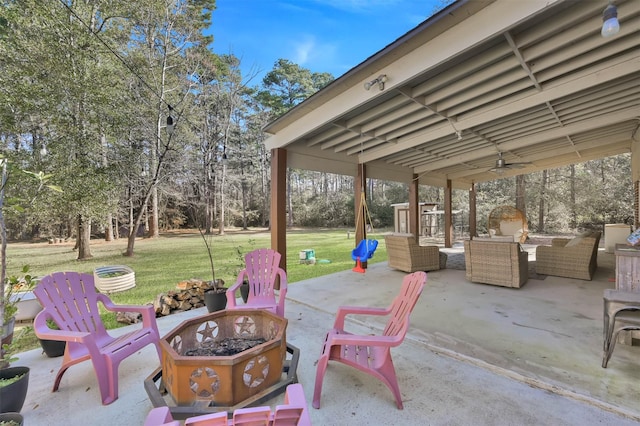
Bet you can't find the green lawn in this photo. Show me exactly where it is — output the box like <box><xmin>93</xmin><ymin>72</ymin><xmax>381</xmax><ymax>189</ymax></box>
<box><xmin>7</xmin><ymin>228</ymin><xmax>388</xmax><ymax>339</ymax></box>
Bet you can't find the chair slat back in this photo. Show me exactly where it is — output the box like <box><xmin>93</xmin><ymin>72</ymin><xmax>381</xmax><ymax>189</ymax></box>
<box><xmin>232</xmin><ymin>406</ymin><xmax>271</xmax><ymax>426</ymax></box>
<box><xmin>34</xmin><ymin>272</ymin><xmax>107</xmax><ymax>336</ymax></box>
<box><xmin>245</xmin><ymin>249</ymin><xmax>281</xmax><ymax>301</ymax></box>
<box><xmin>383</xmin><ymin>271</ymin><xmax>426</xmax><ymax>337</ymax></box>
<box><xmin>272</xmin><ymin>406</ymin><xmax>303</xmax><ymax>425</ymax></box>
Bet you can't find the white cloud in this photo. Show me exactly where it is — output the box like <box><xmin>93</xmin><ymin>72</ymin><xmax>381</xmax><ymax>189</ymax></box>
<box><xmin>289</xmin><ymin>34</ymin><xmax>340</xmax><ymax>74</ymax></box>
<box><xmin>292</xmin><ymin>36</ymin><xmax>315</xmax><ymax>65</ymax></box>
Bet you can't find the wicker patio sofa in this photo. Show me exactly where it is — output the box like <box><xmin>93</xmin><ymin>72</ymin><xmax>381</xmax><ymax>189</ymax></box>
<box><xmin>464</xmin><ymin>239</ymin><xmax>529</xmax><ymax>288</ymax></box>
<box><xmin>384</xmin><ymin>233</ymin><xmax>441</xmax><ymax>272</ymax></box>
<box><xmin>535</xmin><ymin>230</ymin><xmax>601</xmax><ymax>280</ymax></box>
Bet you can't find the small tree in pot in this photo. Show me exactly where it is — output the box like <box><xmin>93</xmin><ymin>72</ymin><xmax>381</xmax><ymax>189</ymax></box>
<box><xmin>233</xmin><ymin>239</ymin><xmax>256</xmax><ymax>304</ymax></box>
<box><xmin>0</xmin><ymin>158</ymin><xmax>60</xmax><ymax>348</ymax></box>
<box><xmin>0</xmin><ymin>158</ymin><xmax>60</xmax><ymax>416</ymax></box>
<box><xmin>198</xmin><ymin>227</ymin><xmax>227</xmax><ymax>312</ymax></box>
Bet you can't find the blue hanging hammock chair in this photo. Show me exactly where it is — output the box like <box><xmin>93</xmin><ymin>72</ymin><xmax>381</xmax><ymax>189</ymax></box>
<box><xmin>351</xmin><ymin>191</ymin><xmax>378</xmax><ymax>273</ymax></box>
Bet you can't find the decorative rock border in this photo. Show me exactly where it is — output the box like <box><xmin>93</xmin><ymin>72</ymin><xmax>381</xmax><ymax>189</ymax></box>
<box><xmin>94</xmin><ymin>265</ymin><xmax>136</xmax><ymax>293</ymax></box>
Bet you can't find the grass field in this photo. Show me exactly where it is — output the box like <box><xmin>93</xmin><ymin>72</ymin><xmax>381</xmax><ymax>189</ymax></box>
<box><xmin>6</xmin><ymin>228</ymin><xmax>388</xmax><ymax>352</ymax></box>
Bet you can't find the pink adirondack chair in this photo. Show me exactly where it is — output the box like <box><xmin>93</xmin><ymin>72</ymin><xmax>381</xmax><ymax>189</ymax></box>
<box><xmin>184</xmin><ymin>411</ymin><xmax>229</xmax><ymax>426</ymax></box>
<box><xmin>33</xmin><ymin>271</ymin><xmax>162</xmax><ymax>405</ymax></box>
<box><xmin>145</xmin><ymin>383</ymin><xmax>311</xmax><ymax>426</ymax></box>
<box><xmin>312</xmin><ymin>271</ymin><xmax>427</xmax><ymax>410</ymax></box>
<box><xmin>226</xmin><ymin>248</ymin><xmax>288</xmax><ymax>317</ymax></box>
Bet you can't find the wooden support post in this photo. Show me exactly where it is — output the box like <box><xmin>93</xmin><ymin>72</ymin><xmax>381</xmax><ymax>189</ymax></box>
<box><xmin>409</xmin><ymin>174</ymin><xmax>419</xmax><ymax>241</ymax></box>
<box><xmin>271</xmin><ymin>148</ymin><xmax>287</xmax><ymax>287</ymax></box>
<box><xmin>445</xmin><ymin>179</ymin><xmax>453</xmax><ymax>248</ymax></box>
<box><xmin>469</xmin><ymin>183</ymin><xmax>477</xmax><ymax>239</ymax></box>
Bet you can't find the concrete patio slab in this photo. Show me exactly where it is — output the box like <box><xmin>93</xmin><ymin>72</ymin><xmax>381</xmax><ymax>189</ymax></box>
<box><xmin>11</xmin><ymin>246</ymin><xmax>640</xmax><ymax>425</ymax></box>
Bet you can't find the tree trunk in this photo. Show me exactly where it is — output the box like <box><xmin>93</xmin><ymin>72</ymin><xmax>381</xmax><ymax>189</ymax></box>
<box><xmin>287</xmin><ymin>168</ymin><xmax>294</xmax><ymax>226</ymax></box>
<box><xmin>241</xmin><ymin>177</ymin><xmax>248</xmax><ymax>230</ymax></box>
<box><xmin>76</xmin><ymin>215</ymin><xmax>93</xmax><ymax>259</ymax></box>
<box><xmin>0</xmin><ymin>161</ymin><xmax>8</xmax><ymax>328</ymax></box>
<box><xmin>261</xmin><ymin>153</ymin><xmax>268</xmax><ymax>227</ymax></box>
<box><xmin>218</xmin><ymin>162</ymin><xmax>226</xmax><ymax>235</ymax></box>
<box><xmin>538</xmin><ymin>170</ymin><xmax>548</xmax><ymax>232</ymax></box>
<box><xmin>515</xmin><ymin>174</ymin><xmax>526</xmax><ymax>218</ymax></box>
<box><xmin>570</xmin><ymin>164</ymin><xmax>576</xmax><ymax>229</ymax></box>
<box><xmin>205</xmin><ymin>160</ymin><xmax>213</xmax><ymax>234</ymax></box>
<box><xmin>149</xmin><ymin>185</ymin><xmax>159</xmax><ymax>237</ymax></box>
<box><xmin>105</xmin><ymin>213</ymin><xmax>113</xmax><ymax>242</ymax></box>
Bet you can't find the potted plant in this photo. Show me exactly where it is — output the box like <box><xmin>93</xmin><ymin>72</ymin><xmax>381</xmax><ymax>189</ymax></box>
<box><xmin>38</xmin><ymin>319</ymin><xmax>65</xmax><ymax>358</ymax></box>
<box><xmin>1</xmin><ymin>331</ymin><xmax>30</xmax><ymax>414</ymax></box>
<box><xmin>203</xmin><ymin>279</ymin><xmax>227</xmax><ymax>313</ymax></box>
<box><xmin>0</xmin><ymin>158</ymin><xmax>57</xmax><ymax>417</ymax></box>
<box><xmin>1</xmin><ymin>266</ymin><xmax>37</xmax><ymax>363</ymax></box>
<box><xmin>198</xmin><ymin>227</ymin><xmax>227</xmax><ymax>312</ymax></box>
<box><xmin>0</xmin><ymin>363</ymin><xmax>29</xmax><ymax>414</ymax></box>
<box><xmin>0</xmin><ymin>411</ymin><xmax>23</xmax><ymax>425</ymax></box>
<box><xmin>0</xmin><ymin>267</ymin><xmax>38</xmax><ymax>414</ymax></box>
<box><xmin>234</xmin><ymin>243</ymin><xmax>255</xmax><ymax>304</ymax></box>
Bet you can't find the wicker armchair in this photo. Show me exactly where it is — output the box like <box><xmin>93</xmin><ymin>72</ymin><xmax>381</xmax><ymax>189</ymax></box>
<box><xmin>384</xmin><ymin>233</ymin><xmax>440</xmax><ymax>272</ymax></box>
<box><xmin>535</xmin><ymin>231</ymin><xmax>601</xmax><ymax>280</ymax></box>
<box><xmin>464</xmin><ymin>240</ymin><xmax>528</xmax><ymax>288</ymax></box>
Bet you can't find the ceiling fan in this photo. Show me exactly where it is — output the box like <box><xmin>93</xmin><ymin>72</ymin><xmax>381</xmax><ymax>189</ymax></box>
<box><xmin>489</xmin><ymin>152</ymin><xmax>531</xmax><ymax>174</ymax></box>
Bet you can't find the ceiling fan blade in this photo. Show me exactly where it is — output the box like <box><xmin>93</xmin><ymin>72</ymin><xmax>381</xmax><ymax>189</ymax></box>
<box><xmin>507</xmin><ymin>163</ymin><xmax>527</xmax><ymax>169</ymax></box>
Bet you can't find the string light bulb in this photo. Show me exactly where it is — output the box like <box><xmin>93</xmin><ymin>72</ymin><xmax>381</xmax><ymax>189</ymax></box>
<box><xmin>601</xmin><ymin>2</ymin><xmax>620</xmax><ymax>38</ymax></box>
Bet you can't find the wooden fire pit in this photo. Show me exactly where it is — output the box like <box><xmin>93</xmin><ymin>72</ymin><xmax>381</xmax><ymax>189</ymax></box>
<box><xmin>158</xmin><ymin>309</ymin><xmax>287</xmax><ymax>407</ymax></box>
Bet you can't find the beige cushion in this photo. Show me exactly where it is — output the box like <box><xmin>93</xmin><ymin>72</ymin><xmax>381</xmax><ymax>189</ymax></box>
<box><xmin>499</xmin><ymin>220</ymin><xmax>523</xmax><ymax>238</ymax></box>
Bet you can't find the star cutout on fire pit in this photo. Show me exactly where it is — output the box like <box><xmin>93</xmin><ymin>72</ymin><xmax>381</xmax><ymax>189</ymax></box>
<box><xmin>189</xmin><ymin>367</ymin><xmax>220</xmax><ymax>398</ymax></box>
<box><xmin>235</xmin><ymin>315</ymin><xmax>256</xmax><ymax>336</ymax></box>
<box><xmin>243</xmin><ymin>355</ymin><xmax>269</xmax><ymax>388</ymax></box>
<box><xmin>164</xmin><ymin>357</ymin><xmax>175</xmax><ymax>387</ymax></box>
<box><xmin>170</xmin><ymin>335</ymin><xmax>183</xmax><ymax>353</ymax></box>
<box><xmin>197</xmin><ymin>320</ymin><xmax>219</xmax><ymax>342</ymax></box>
<box><xmin>268</xmin><ymin>320</ymin><xmax>278</xmax><ymax>340</ymax></box>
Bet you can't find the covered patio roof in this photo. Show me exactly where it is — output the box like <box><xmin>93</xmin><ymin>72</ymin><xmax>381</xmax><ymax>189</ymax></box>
<box><xmin>264</xmin><ymin>0</ymin><xmax>640</xmax><ymax>190</ymax></box>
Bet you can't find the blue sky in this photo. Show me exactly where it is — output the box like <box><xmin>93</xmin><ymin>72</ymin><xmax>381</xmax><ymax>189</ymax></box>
<box><xmin>208</xmin><ymin>0</ymin><xmax>450</xmax><ymax>85</ymax></box>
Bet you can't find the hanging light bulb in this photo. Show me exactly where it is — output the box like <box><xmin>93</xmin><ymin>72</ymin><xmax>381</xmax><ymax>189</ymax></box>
<box><xmin>601</xmin><ymin>2</ymin><xmax>620</xmax><ymax>38</ymax></box>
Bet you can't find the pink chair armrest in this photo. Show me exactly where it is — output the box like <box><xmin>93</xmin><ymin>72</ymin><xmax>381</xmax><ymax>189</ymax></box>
<box><xmin>99</xmin><ymin>296</ymin><xmax>151</xmax><ymax>314</ymax></box>
<box><xmin>228</xmin><ymin>270</ymin><xmax>248</xmax><ymax>293</ymax></box>
<box><xmin>334</xmin><ymin>305</ymin><xmax>390</xmax><ymax>329</ymax></box>
<box><xmin>276</xmin><ymin>269</ymin><xmax>288</xmax><ymax>315</ymax></box>
<box><xmin>226</xmin><ymin>270</ymin><xmax>249</xmax><ymax>309</ymax></box>
<box><xmin>34</xmin><ymin>310</ymin><xmax>90</xmax><ymax>343</ymax></box>
<box><xmin>100</xmin><ymin>298</ymin><xmax>157</xmax><ymax>326</ymax></box>
<box><xmin>329</xmin><ymin>332</ymin><xmax>401</xmax><ymax>347</ymax></box>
